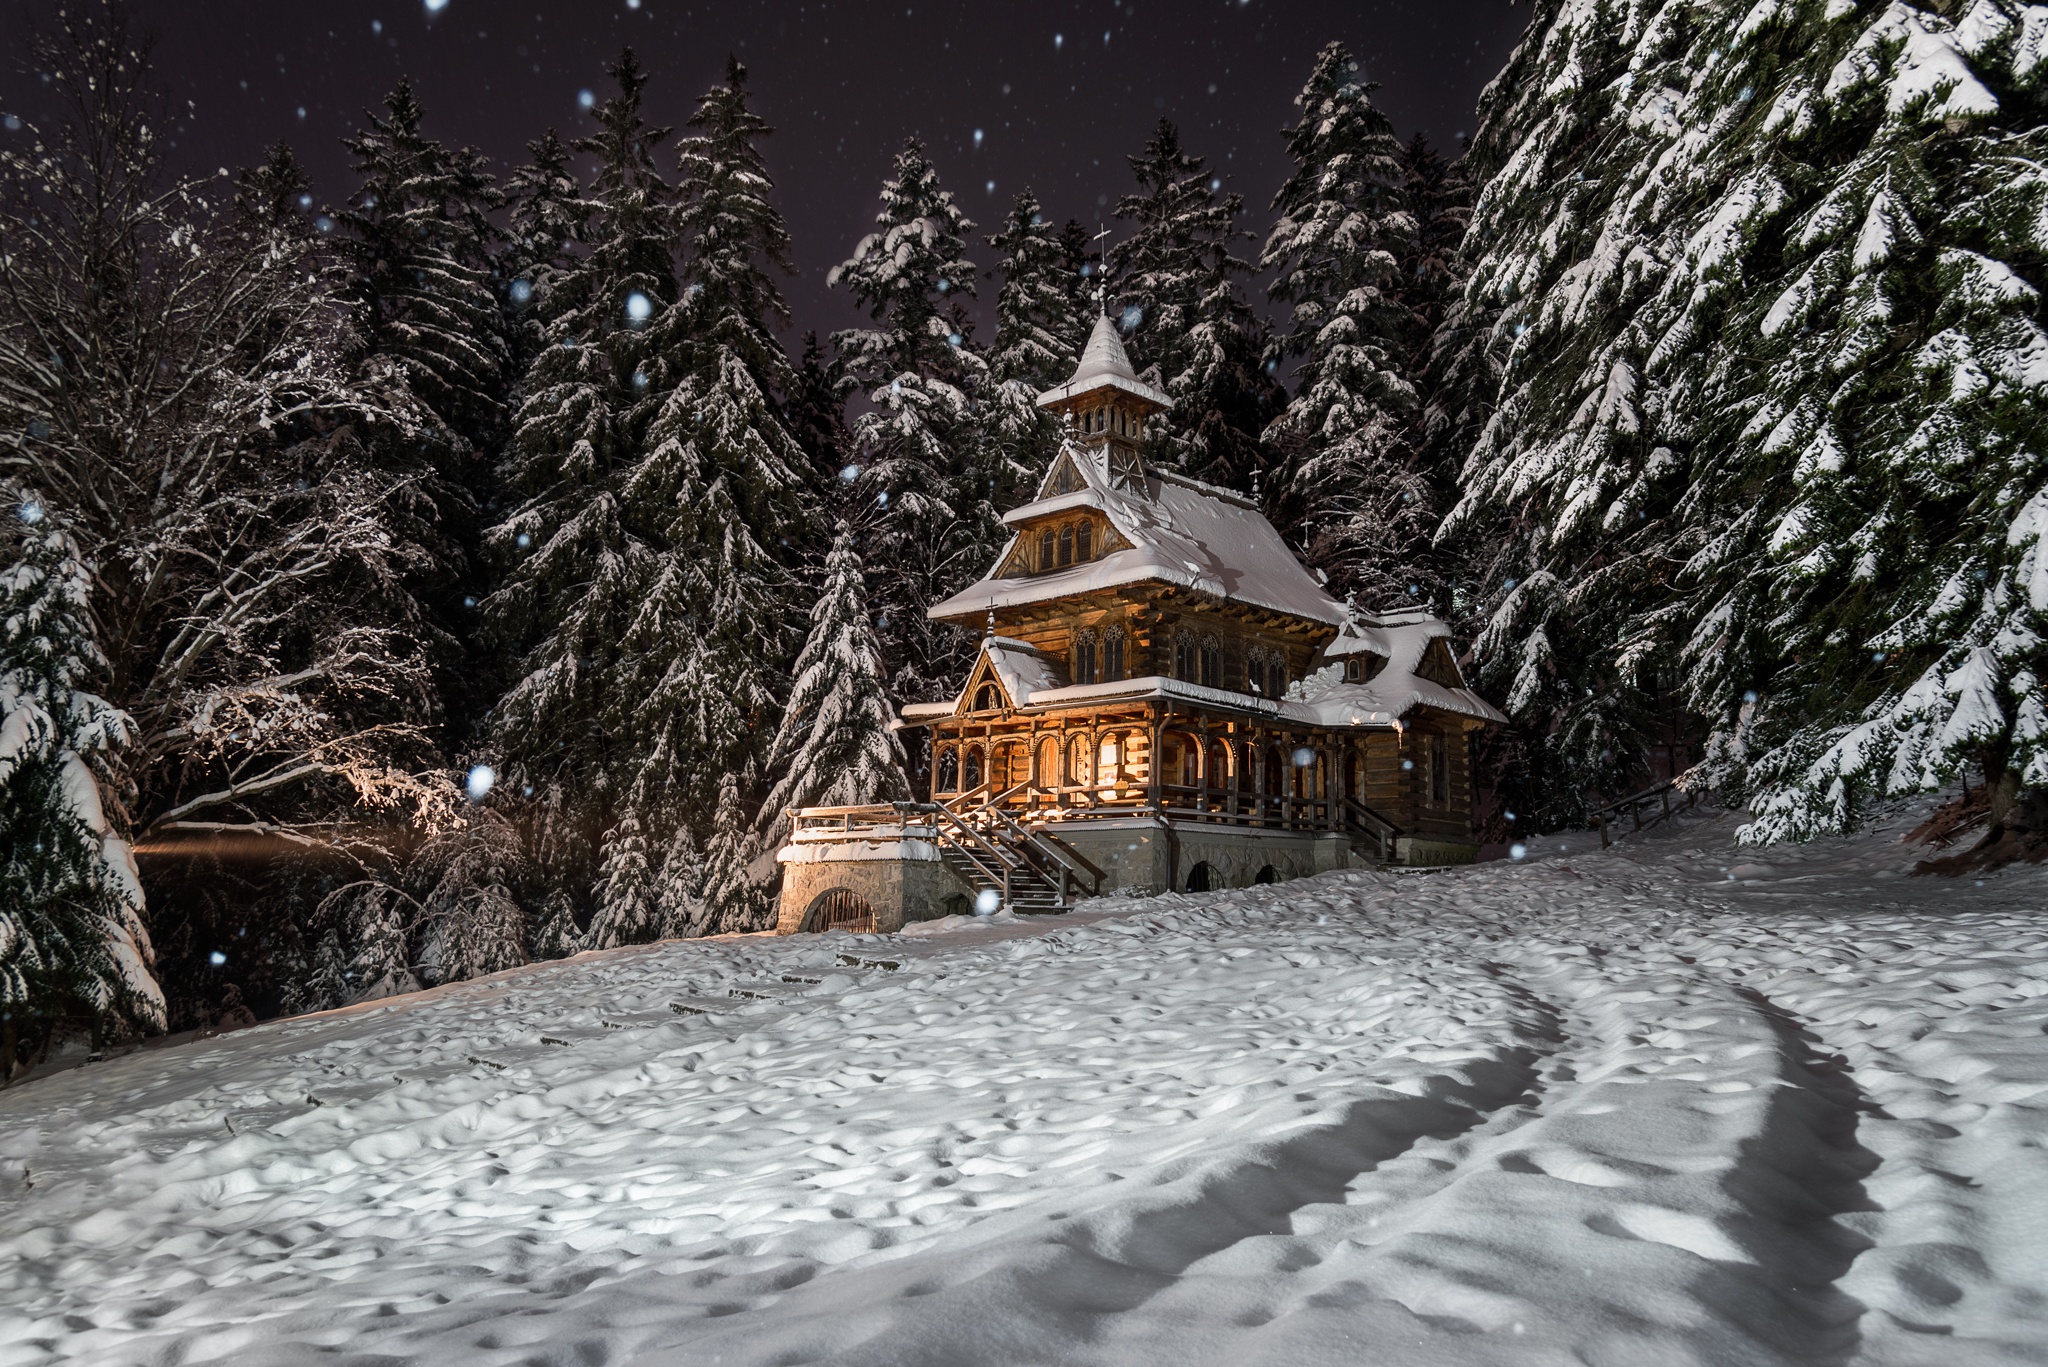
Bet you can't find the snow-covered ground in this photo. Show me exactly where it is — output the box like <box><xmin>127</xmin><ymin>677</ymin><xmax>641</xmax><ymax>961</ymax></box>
<box><xmin>3</xmin><ymin>805</ymin><xmax>2045</xmax><ymax>1366</ymax></box>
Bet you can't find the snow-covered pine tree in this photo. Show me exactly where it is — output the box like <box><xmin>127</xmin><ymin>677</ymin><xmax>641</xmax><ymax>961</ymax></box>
<box><xmin>234</xmin><ymin>141</ymin><xmax>315</xmax><ymax>230</ymax></box>
<box><xmin>502</xmin><ymin>128</ymin><xmax>587</xmax><ymax>374</ymax></box>
<box><xmin>411</xmin><ymin>809</ymin><xmax>531</xmax><ymax>982</ymax></box>
<box><xmin>296</xmin><ymin>930</ymin><xmax>351</xmax><ymax>1015</ymax></box>
<box><xmin>1444</xmin><ymin>0</ymin><xmax>2048</xmax><ymax>844</ymax></box>
<box><xmin>0</xmin><ymin>501</ymin><xmax>162</xmax><ymax>1074</ymax></box>
<box><xmin>829</xmin><ymin>139</ymin><xmax>993</xmax><ymax>702</ymax></box>
<box><xmin>654</xmin><ymin>824</ymin><xmax>707</xmax><ymax>939</ymax></box>
<box><xmin>531</xmin><ymin>891</ymin><xmax>582</xmax><ymax>961</ymax></box>
<box><xmin>700</xmin><ymin>770</ymin><xmax>768</xmax><ymax>933</ymax></box>
<box><xmin>485</xmin><ymin>48</ymin><xmax>677</xmax><ymax>887</ymax></box>
<box><xmin>790</xmin><ymin>332</ymin><xmax>855</xmax><ymax>489</ymax></box>
<box><xmin>585</xmin><ymin>808</ymin><xmax>657</xmax><ymax>950</ymax></box>
<box><xmin>1260</xmin><ymin>43</ymin><xmax>1434</xmax><ymax>609</ymax></box>
<box><xmin>987</xmin><ymin>192</ymin><xmax>1093</xmax><ymax>389</ymax></box>
<box><xmin>619</xmin><ymin>56</ymin><xmax>810</xmax><ymax>824</ymax></box>
<box><xmin>1108</xmin><ymin>120</ymin><xmax>1281</xmax><ymax>493</ymax></box>
<box><xmin>341</xmin><ymin>78</ymin><xmax>509</xmax><ymax>450</ymax></box>
<box><xmin>757</xmin><ymin>525</ymin><xmax>912</xmax><ymax>851</ymax></box>
<box><xmin>983</xmin><ymin>191</ymin><xmax>1091</xmax><ymax>489</ymax></box>
<box><xmin>330</xmin><ymin>883</ymin><xmax>420</xmax><ymax>1002</ymax></box>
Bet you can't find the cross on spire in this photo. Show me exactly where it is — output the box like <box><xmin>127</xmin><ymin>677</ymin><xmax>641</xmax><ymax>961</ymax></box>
<box><xmin>1091</xmin><ymin>223</ymin><xmax>1112</xmax><ymax>314</ymax></box>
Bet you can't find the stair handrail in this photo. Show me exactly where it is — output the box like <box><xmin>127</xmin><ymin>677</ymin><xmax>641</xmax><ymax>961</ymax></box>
<box><xmin>1341</xmin><ymin>795</ymin><xmax>1400</xmax><ymax>864</ymax></box>
<box><xmin>1021</xmin><ymin>823</ymin><xmax>1105</xmax><ymax>895</ymax></box>
<box><xmin>923</xmin><ymin>801</ymin><xmax>1024</xmax><ymax>885</ymax></box>
<box><xmin>977</xmin><ymin>800</ymin><xmax>1104</xmax><ymax>897</ymax></box>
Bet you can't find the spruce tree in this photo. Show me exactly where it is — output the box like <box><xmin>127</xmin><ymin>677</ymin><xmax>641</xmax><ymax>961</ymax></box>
<box><xmin>485</xmin><ymin>49</ymin><xmax>676</xmax><ymax>886</ymax></box>
<box><xmin>586</xmin><ymin>809</ymin><xmax>656</xmax><ymax>950</ymax></box>
<box><xmin>531</xmin><ymin>891</ymin><xmax>582</xmax><ymax>961</ymax></box>
<box><xmin>1261</xmin><ymin>44</ymin><xmax>1431</xmax><ymax>608</ymax></box>
<box><xmin>502</xmin><ymin>128</ymin><xmax>587</xmax><ymax>375</ymax></box>
<box><xmin>0</xmin><ymin>503</ymin><xmax>162</xmax><ymax>1074</ymax></box>
<box><xmin>1108</xmin><ymin>120</ymin><xmax>1280</xmax><ymax>493</ymax></box>
<box><xmin>700</xmin><ymin>770</ymin><xmax>767</xmax><ymax>933</ymax></box>
<box><xmin>983</xmin><ymin>191</ymin><xmax>1091</xmax><ymax>489</ymax></box>
<box><xmin>829</xmin><ymin>139</ymin><xmax>992</xmax><ymax>701</ymax></box>
<box><xmin>234</xmin><ymin>141</ymin><xmax>314</xmax><ymax>231</ymax></box>
<box><xmin>654</xmin><ymin>825</ymin><xmax>707</xmax><ymax>939</ymax></box>
<box><xmin>790</xmin><ymin>331</ymin><xmax>854</xmax><ymax>489</ymax></box>
<box><xmin>1444</xmin><ymin>0</ymin><xmax>2048</xmax><ymax>844</ymax></box>
<box><xmin>758</xmin><ymin>525</ymin><xmax>912</xmax><ymax>851</ymax></box>
<box><xmin>341</xmin><ymin>79</ymin><xmax>509</xmax><ymax>449</ymax></box>
<box><xmin>620</xmin><ymin>56</ymin><xmax>810</xmax><ymax>822</ymax></box>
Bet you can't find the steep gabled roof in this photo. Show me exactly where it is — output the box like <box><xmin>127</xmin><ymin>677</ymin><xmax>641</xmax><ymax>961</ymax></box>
<box><xmin>899</xmin><ymin>636</ymin><xmax>1068</xmax><ymax>722</ymax></box>
<box><xmin>928</xmin><ymin>439</ymin><xmax>1349</xmax><ymax>628</ymax></box>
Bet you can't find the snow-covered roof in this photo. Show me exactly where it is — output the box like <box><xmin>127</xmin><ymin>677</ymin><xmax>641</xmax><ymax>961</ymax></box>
<box><xmin>928</xmin><ymin>442</ymin><xmax>1349</xmax><ymax>628</ymax></box>
<box><xmin>981</xmin><ymin>636</ymin><xmax>1066</xmax><ymax>702</ymax></box>
<box><xmin>897</xmin><ymin>636</ymin><xmax>1069</xmax><ymax>722</ymax></box>
<box><xmin>1034</xmin><ymin>312</ymin><xmax>1173</xmax><ymax>411</ymax></box>
<box><xmin>1287</xmin><ymin>612</ymin><xmax>1508</xmax><ymax>727</ymax></box>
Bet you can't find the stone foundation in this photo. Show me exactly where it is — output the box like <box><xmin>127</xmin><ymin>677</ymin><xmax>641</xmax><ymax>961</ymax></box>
<box><xmin>774</xmin><ymin>830</ymin><xmax>973</xmax><ymax>935</ymax></box>
<box><xmin>1027</xmin><ymin>818</ymin><xmax>1359</xmax><ymax>896</ymax></box>
<box><xmin>1393</xmin><ymin>836</ymin><xmax>1482</xmax><ymax>868</ymax></box>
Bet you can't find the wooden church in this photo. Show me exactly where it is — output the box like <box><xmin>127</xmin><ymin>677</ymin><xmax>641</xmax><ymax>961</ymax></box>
<box><xmin>774</xmin><ymin>312</ymin><xmax>1504</xmax><ymax>935</ymax></box>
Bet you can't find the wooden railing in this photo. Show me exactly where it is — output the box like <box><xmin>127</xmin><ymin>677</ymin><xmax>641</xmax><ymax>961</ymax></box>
<box><xmin>1342</xmin><ymin>796</ymin><xmax>1400</xmax><ymax>864</ymax></box>
<box><xmin>1588</xmin><ymin>777</ymin><xmax>1697</xmax><ymax>848</ymax></box>
<box><xmin>792</xmin><ymin>794</ymin><xmax>1102</xmax><ymax>907</ymax></box>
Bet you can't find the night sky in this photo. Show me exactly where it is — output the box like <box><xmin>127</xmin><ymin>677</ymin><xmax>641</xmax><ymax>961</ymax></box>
<box><xmin>5</xmin><ymin>0</ymin><xmax>1530</xmax><ymax>339</ymax></box>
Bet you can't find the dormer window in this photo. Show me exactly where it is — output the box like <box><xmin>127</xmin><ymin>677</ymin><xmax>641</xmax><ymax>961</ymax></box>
<box><xmin>1037</xmin><ymin>519</ymin><xmax>1100</xmax><ymax>573</ymax></box>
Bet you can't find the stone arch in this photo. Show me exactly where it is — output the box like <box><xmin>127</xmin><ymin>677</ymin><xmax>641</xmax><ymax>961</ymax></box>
<box><xmin>801</xmin><ymin>887</ymin><xmax>876</xmax><ymax>934</ymax></box>
<box><xmin>1185</xmin><ymin>861</ymin><xmax>1218</xmax><ymax>893</ymax></box>
<box><xmin>1253</xmin><ymin>865</ymin><xmax>1278</xmax><ymax>885</ymax></box>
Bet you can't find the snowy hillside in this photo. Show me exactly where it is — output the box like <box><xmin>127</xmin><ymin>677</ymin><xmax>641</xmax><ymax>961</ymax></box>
<box><xmin>2</xmin><ymin>807</ymin><xmax>2044</xmax><ymax>1366</ymax></box>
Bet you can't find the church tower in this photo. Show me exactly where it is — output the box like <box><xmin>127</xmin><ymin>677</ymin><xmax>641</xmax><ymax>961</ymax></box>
<box><xmin>1032</xmin><ymin>310</ymin><xmax>1171</xmax><ymax>492</ymax></box>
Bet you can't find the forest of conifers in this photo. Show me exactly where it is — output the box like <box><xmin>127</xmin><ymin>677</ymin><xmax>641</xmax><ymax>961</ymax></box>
<box><xmin>3</xmin><ymin>0</ymin><xmax>2045</xmax><ymax>1068</ymax></box>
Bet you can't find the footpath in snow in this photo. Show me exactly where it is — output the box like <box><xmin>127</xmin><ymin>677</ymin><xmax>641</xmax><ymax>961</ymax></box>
<box><xmin>1</xmin><ymin>805</ymin><xmax>2044</xmax><ymax>1366</ymax></box>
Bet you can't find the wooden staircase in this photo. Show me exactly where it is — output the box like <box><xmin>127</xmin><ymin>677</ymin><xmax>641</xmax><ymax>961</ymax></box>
<box><xmin>927</xmin><ymin>786</ymin><xmax>1105</xmax><ymax>914</ymax></box>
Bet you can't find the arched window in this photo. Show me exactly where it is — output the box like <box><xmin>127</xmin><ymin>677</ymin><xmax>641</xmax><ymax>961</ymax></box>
<box><xmin>1174</xmin><ymin>631</ymin><xmax>1196</xmax><ymax>682</ymax></box>
<box><xmin>1057</xmin><ymin>524</ymin><xmax>1074</xmax><ymax>567</ymax></box>
<box><xmin>1039</xmin><ymin>529</ymin><xmax>1055</xmax><ymax>570</ymax></box>
<box><xmin>1266</xmin><ymin>746</ymin><xmax>1285</xmax><ymax>796</ymax></box>
<box><xmin>1199</xmin><ymin>635</ymin><xmax>1222</xmax><ymax>690</ymax></box>
<box><xmin>1237</xmin><ymin>741</ymin><xmax>1255</xmax><ymax>793</ymax></box>
<box><xmin>1179</xmin><ymin>737</ymin><xmax>1200</xmax><ymax>787</ymax></box>
<box><xmin>1073</xmin><ymin>629</ymin><xmax>1098</xmax><ymax>685</ymax></box>
<box><xmin>937</xmin><ymin>748</ymin><xmax>960</xmax><ymax>792</ymax></box>
<box><xmin>1104</xmin><ymin>627</ymin><xmax>1125</xmax><ymax>682</ymax></box>
<box><xmin>1208</xmin><ymin>739</ymin><xmax>1231</xmax><ymax>791</ymax></box>
<box><xmin>1247</xmin><ymin>648</ymin><xmax>1267</xmax><ymax>695</ymax></box>
<box><xmin>964</xmin><ymin>747</ymin><xmax>984</xmax><ymax>791</ymax></box>
<box><xmin>1068</xmin><ymin>735</ymin><xmax>1093</xmax><ymax>786</ymax></box>
<box><xmin>974</xmin><ymin>682</ymin><xmax>1001</xmax><ymax>712</ymax></box>
<box><xmin>1268</xmin><ymin>657</ymin><xmax>1288</xmax><ymax>698</ymax></box>
<box><xmin>1099</xmin><ymin>732</ymin><xmax>1121</xmax><ymax>775</ymax></box>
<box><xmin>1076</xmin><ymin>520</ymin><xmax>1092</xmax><ymax>562</ymax></box>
